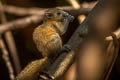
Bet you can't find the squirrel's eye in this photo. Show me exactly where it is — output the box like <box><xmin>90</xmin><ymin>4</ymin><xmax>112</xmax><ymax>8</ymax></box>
<box><xmin>56</xmin><ymin>12</ymin><xmax>61</xmax><ymax>16</ymax></box>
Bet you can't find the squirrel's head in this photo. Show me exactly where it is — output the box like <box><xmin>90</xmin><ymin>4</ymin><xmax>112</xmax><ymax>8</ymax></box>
<box><xmin>44</xmin><ymin>8</ymin><xmax>74</xmax><ymax>22</ymax></box>
<box><xmin>44</xmin><ymin>8</ymin><xmax>74</xmax><ymax>35</ymax></box>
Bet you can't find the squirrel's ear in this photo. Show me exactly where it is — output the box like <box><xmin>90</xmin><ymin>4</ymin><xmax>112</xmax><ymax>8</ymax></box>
<box><xmin>45</xmin><ymin>12</ymin><xmax>54</xmax><ymax>19</ymax></box>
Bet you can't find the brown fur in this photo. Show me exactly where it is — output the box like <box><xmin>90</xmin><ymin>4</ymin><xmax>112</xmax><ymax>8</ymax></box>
<box><xmin>33</xmin><ymin>21</ymin><xmax>62</xmax><ymax>58</ymax></box>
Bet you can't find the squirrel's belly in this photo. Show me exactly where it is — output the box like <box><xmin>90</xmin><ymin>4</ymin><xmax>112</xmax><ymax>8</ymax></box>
<box><xmin>43</xmin><ymin>33</ymin><xmax>62</xmax><ymax>57</ymax></box>
<box><xmin>33</xmin><ymin>27</ymin><xmax>62</xmax><ymax>57</ymax></box>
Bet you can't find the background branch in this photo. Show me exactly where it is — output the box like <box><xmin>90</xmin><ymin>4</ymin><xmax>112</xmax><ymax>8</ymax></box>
<box><xmin>2</xmin><ymin>5</ymin><xmax>91</xmax><ymax>16</ymax></box>
<box><xmin>0</xmin><ymin>0</ymin><xmax>21</xmax><ymax>74</ymax></box>
<box><xmin>104</xmin><ymin>33</ymin><xmax>119</xmax><ymax>80</ymax></box>
<box><xmin>0</xmin><ymin>15</ymin><xmax>43</xmax><ymax>34</ymax></box>
<box><xmin>0</xmin><ymin>37</ymin><xmax>15</xmax><ymax>80</ymax></box>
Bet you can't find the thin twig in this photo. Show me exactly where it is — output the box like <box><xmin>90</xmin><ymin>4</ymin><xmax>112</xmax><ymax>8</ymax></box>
<box><xmin>0</xmin><ymin>0</ymin><xmax>21</xmax><ymax>74</ymax></box>
<box><xmin>104</xmin><ymin>33</ymin><xmax>119</xmax><ymax>80</ymax></box>
<box><xmin>0</xmin><ymin>37</ymin><xmax>15</xmax><ymax>80</ymax></box>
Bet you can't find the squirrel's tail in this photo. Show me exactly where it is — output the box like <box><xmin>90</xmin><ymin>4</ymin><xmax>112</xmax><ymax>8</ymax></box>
<box><xmin>16</xmin><ymin>57</ymin><xmax>49</xmax><ymax>80</ymax></box>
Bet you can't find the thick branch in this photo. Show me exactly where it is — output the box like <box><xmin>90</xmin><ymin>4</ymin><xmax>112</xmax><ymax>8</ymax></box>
<box><xmin>39</xmin><ymin>0</ymin><xmax>120</xmax><ymax>79</ymax></box>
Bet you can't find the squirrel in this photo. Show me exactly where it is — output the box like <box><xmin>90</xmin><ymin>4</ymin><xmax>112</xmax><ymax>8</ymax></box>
<box><xmin>16</xmin><ymin>8</ymin><xmax>74</xmax><ymax>80</ymax></box>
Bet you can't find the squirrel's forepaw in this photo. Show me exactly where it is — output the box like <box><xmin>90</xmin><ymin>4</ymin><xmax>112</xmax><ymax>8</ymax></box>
<box><xmin>62</xmin><ymin>44</ymin><xmax>72</xmax><ymax>53</ymax></box>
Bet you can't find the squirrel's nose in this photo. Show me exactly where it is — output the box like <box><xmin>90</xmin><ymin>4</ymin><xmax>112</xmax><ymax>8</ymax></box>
<box><xmin>64</xmin><ymin>14</ymin><xmax>74</xmax><ymax>22</ymax></box>
<box><xmin>68</xmin><ymin>15</ymin><xmax>74</xmax><ymax>22</ymax></box>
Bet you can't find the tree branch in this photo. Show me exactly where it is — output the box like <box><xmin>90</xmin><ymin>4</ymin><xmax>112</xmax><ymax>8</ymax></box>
<box><xmin>0</xmin><ymin>1</ymin><xmax>21</xmax><ymax>74</ymax></box>
<box><xmin>0</xmin><ymin>37</ymin><xmax>15</xmax><ymax>80</ymax></box>
<box><xmin>3</xmin><ymin>5</ymin><xmax>91</xmax><ymax>16</ymax></box>
<box><xmin>0</xmin><ymin>15</ymin><xmax>43</xmax><ymax>34</ymax></box>
<box><xmin>39</xmin><ymin>0</ymin><xmax>120</xmax><ymax>79</ymax></box>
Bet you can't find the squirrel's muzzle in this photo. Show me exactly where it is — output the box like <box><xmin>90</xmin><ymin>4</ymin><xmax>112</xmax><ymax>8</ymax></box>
<box><xmin>63</xmin><ymin>12</ymin><xmax>74</xmax><ymax>22</ymax></box>
<box><xmin>67</xmin><ymin>15</ymin><xmax>74</xmax><ymax>22</ymax></box>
